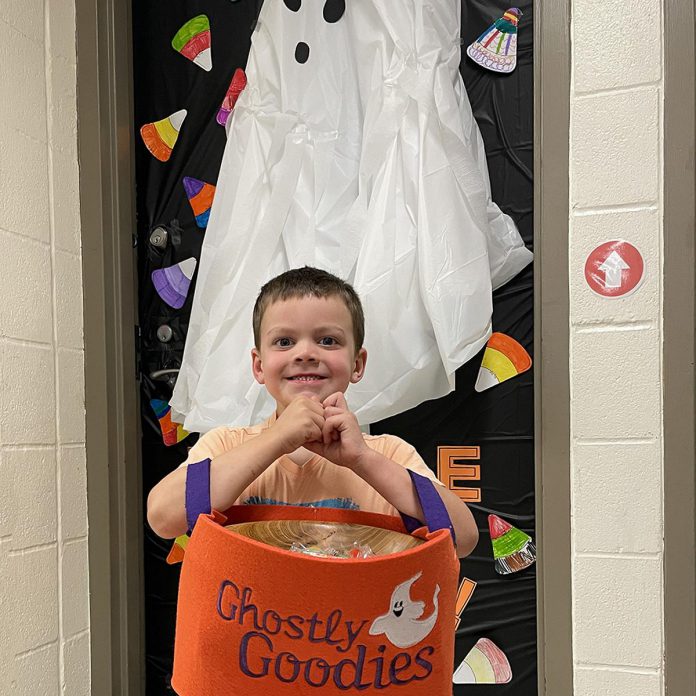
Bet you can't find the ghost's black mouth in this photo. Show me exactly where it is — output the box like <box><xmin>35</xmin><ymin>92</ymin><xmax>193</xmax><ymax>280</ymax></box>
<box><xmin>393</xmin><ymin>608</ymin><xmax>403</xmax><ymax>618</ymax></box>
<box><xmin>295</xmin><ymin>41</ymin><xmax>310</xmax><ymax>64</ymax></box>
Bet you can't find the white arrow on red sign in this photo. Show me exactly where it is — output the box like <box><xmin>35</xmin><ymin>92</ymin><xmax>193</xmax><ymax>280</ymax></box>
<box><xmin>584</xmin><ymin>241</ymin><xmax>644</xmax><ymax>298</ymax></box>
<box><xmin>598</xmin><ymin>250</ymin><xmax>630</xmax><ymax>289</ymax></box>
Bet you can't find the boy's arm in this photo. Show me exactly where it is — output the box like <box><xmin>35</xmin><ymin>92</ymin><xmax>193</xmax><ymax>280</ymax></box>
<box><xmin>146</xmin><ymin>396</ymin><xmax>326</xmax><ymax>539</ymax></box>
<box><xmin>304</xmin><ymin>392</ymin><xmax>479</xmax><ymax>559</ymax></box>
<box><xmin>351</xmin><ymin>449</ymin><xmax>479</xmax><ymax>559</ymax></box>
<box><xmin>147</xmin><ymin>430</ymin><xmax>287</xmax><ymax>539</ymax></box>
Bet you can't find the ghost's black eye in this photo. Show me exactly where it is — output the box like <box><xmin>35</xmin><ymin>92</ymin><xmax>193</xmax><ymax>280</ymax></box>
<box><xmin>284</xmin><ymin>0</ymin><xmax>301</xmax><ymax>12</ymax></box>
<box><xmin>323</xmin><ymin>0</ymin><xmax>345</xmax><ymax>23</ymax></box>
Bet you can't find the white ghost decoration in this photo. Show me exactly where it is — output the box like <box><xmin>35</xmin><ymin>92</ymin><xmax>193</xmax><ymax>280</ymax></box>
<box><xmin>171</xmin><ymin>0</ymin><xmax>533</xmax><ymax>432</ymax></box>
<box><xmin>369</xmin><ymin>572</ymin><xmax>440</xmax><ymax>649</ymax></box>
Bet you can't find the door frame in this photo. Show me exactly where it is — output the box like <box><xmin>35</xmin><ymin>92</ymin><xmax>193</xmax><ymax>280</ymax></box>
<box><xmin>76</xmin><ymin>0</ymin><xmax>143</xmax><ymax>692</ymax></box>
<box><xmin>663</xmin><ymin>1</ymin><xmax>696</xmax><ymax>693</ymax></box>
<box><xmin>533</xmin><ymin>1</ymin><xmax>573</xmax><ymax>692</ymax></box>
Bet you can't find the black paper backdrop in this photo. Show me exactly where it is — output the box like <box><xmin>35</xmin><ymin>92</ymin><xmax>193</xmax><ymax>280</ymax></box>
<box><xmin>133</xmin><ymin>2</ymin><xmax>535</xmax><ymax>693</ymax></box>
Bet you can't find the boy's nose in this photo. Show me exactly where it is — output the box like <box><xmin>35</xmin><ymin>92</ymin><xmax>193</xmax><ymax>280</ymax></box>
<box><xmin>294</xmin><ymin>341</ymin><xmax>319</xmax><ymax>361</ymax></box>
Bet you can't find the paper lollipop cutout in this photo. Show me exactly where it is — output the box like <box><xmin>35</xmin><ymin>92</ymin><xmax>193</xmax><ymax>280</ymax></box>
<box><xmin>467</xmin><ymin>8</ymin><xmax>522</xmax><ymax>74</ymax></box>
<box><xmin>217</xmin><ymin>68</ymin><xmax>247</xmax><ymax>126</ymax></box>
<box><xmin>183</xmin><ymin>177</ymin><xmax>216</xmax><ymax>228</ymax></box>
<box><xmin>172</xmin><ymin>15</ymin><xmax>212</xmax><ymax>71</ymax></box>
<box><xmin>453</xmin><ymin>638</ymin><xmax>513</xmax><ymax>684</ymax></box>
<box><xmin>140</xmin><ymin>109</ymin><xmax>187</xmax><ymax>162</ymax></box>
<box><xmin>488</xmin><ymin>514</ymin><xmax>536</xmax><ymax>575</ymax></box>
<box><xmin>151</xmin><ymin>257</ymin><xmax>197</xmax><ymax>309</ymax></box>
<box><xmin>150</xmin><ymin>399</ymin><xmax>190</xmax><ymax>446</ymax></box>
<box><xmin>475</xmin><ymin>332</ymin><xmax>531</xmax><ymax>392</ymax></box>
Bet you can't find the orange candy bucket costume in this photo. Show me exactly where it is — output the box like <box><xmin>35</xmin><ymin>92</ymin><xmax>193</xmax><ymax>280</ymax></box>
<box><xmin>170</xmin><ymin>461</ymin><xmax>459</xmax><ymax>695</ymax></box>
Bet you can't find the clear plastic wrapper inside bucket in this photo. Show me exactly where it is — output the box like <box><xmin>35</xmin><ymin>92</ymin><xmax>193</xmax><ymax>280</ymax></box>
<box><xmin>288</xmin><ymin>526</ymin><xmax>375</xmax><ymax>559</ymax></box>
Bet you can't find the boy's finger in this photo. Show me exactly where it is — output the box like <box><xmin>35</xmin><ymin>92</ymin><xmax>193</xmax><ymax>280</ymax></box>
<box><xmin>322</xmin><ymin>414</ymin><xmax>345</xmax><ymax>445</ymax></box>
<box><xmin>322</xmin><ymin>420</ymin><xmax>333</xmax><ymax>445</ymax></box>
<box><xmin>322</xmin><ymin>392</ymin><xmax>342</xmax><ymax>408</ymax></box>
<box><xmin>307</xmin><ymin>423</ymin><xmax>324</xmax><ymax>443</ymax></box>
<box><xmin>310</xmin><ymin>411</ymin><xmax>326</xmax><ymax>430</ymax></box>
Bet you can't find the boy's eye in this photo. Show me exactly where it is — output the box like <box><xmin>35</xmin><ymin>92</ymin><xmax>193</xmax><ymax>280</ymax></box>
<box><xmin>319</xmin><ymin>336</ymin><xmax>337</xmax><ymax>346</ymax></box>
<box><xmin>275</xmin><ymin>338</ymin><xmax>293</xmax><ymax>347</ymax></box>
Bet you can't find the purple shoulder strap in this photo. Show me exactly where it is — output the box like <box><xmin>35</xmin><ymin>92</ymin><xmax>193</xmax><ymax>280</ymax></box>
<box><xmin>185</xmin><ymin>458</ymin><xmax>212</xmax><ymax>533</ymax></box>
<box><xmin>185</xmin><ymin>457</ymin><xmax>454</xmax><ymax>544</ymax></box>
<box><xmin>400</xmin><ymin>470</ymin><xmax>456</xmax><ymax>545</ymax></box>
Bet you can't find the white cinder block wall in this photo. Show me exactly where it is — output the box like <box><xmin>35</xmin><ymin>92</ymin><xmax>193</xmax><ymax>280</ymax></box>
<box><xmin>0</xmin><ymin>1</ymin><xmax>90</xmax><ymax>695</ymax></box>
<box><xmin>570</xmin><ymin>1</ymin><xmax>664</xmax><ymax>694</ymax></box>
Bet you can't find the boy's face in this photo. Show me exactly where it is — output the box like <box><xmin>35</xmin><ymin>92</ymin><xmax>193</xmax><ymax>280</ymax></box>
<box><xmin>251</xmin><ymin>295</ymin><xmax>367</xmax><ymax>415</ymax></box>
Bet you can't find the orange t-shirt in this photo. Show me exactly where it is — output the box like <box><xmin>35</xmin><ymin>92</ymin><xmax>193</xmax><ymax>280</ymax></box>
<box><xmin>181</xmin><ymin>414</ymin><xmax>442</xmax><ymax>516</ymax></box>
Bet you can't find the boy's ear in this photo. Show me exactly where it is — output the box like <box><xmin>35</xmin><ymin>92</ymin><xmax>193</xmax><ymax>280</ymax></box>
<box><xmin>350</xmin><ymin>347</ymin><xmax>367</xmax><ymax>383</ymax></box>
<box><xmin>251</xmin><ymin>347</ymin><xmax>265</xmax><ymax>384</ymax></box>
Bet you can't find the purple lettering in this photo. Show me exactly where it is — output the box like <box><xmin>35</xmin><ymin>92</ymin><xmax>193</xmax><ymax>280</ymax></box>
<box><xmin>238</xmin><ymin>587</ymin><xmax>261</xmax><ymax>630</ymax></box>
<box><xmin>304</xmin><ymin>657</ymin><xmax>332</xmax><ymax>687</ymax></box>
<box><xmin>216</xmin><ymin>580</ymin><xmax>239</xmax><ymax>621</ymax></box>
<box><xmin>239</xmin><ymin>631</ymin><xmax>272</xmax><ymax>678</ymax></box>
<box><xmin>283</xmin><ymin>614</ymin><xmax>304</xmax><ymax>640</ymax></box>
<box><xmin>341</xmin><ymin>620</ymin><xmax>368</xmax><ymax>653</ymax></box>
<box><xmin>262</xmin><ymin>609</ymin><xmax>282</xmax><ymax>635</ymax></box>
<box><xmin>274</xmin><ymin>652</ymin><xmax>301</xmax><ymax>683</ymax></box>
<box><xmin>367</xmin><ymin>644</ymin><xmax>389</xmax><ymax>689</ymax></box>
<box><xmin>388</xmin><ymin>653</ymin><xmax>412</xmax><ymax>684</ymax></box>
<box><xmin>307</xmin><ymin>612</ymin><xmax>325</xmax><ymax>643</ymax></box>
<box><xmin>413</xmin><ymin>646</ymin><xmax>434</xmax><ymax>680</ymax></box>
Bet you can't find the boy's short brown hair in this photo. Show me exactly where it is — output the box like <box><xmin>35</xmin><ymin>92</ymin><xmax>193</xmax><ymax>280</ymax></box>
<box><xmin>252</xmin><ymin>266</ymin><xmax>365</xmax><ymax>353</ymax></box>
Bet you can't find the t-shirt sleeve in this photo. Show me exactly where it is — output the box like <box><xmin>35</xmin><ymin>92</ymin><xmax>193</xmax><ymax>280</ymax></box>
<box><xmin>376</xmin><ymin>435</ymin><xmax>445</xmax><ymax>487</ymax></box>
<box><xmin>178</xmin><ymin>427</ymin><xmax>241</xmax><ymax>468</ymax></box>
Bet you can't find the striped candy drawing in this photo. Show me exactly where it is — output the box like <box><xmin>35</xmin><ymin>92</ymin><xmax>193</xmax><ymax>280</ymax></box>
<box><xmin>217</xmin><ymin>68</ymin><xmax>247</xmax><ymax>126</ymax></box>
<box><xmin>150</xmin><ymin>399</ymin><xmax>190</xmax><ymax>446</ymax></box>
<box><xmin>183</xmin><ymin>177</ymin><xmax>216</xmax><ymax>228</ymax></box>
<box><xmin>172</xmin><ymin>15</ymin><xmax>212</xmax><ymax>71</ymax></box>
<box><xmin>467</xmin><ymin>8</ymin><xmax>522</xmax><ymax>74</ymax></box>
<box><xmin>140</xmin><ymin>109</ymin><xmax>187</xmax><ymax>162</ymax></box>
<box><xmin>488</xmin><ymin>514</ymin><xmax>536</xmax><ymax>575</ymax></box>
<box><xmin>152</xmin><ymin>257</ymin><xmax>197</xmax><ymax>309</ymax></box>
<box><xmin>453</xmin><ymin>638</ymin><xmax>513</xmax><ymax>684</ymax></box>
<box><xmin>475</xmin><ymin>332</ymin><xmax>532</xmax><ymax>392</ymax></box>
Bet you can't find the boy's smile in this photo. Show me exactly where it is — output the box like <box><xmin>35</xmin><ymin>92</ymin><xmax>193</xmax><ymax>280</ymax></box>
<box><xmin>251</xmin><ymin>295</ymin><xmax>367</xmax><ymax>415</ymax></box>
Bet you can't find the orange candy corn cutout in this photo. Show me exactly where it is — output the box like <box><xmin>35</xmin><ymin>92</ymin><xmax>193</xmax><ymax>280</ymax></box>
<box><xmin>475</xmin><ymin>332</ymin><xmax>531</xmax><ymax>392</ymax></box>
<box><xmin>140</xmin><ymin>109</ymin><xmax>187</xmax><ymax>162</ymax></box>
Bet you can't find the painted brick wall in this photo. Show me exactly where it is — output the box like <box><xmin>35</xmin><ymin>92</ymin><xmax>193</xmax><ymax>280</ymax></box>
<box><xmin>0</xmin><ymin>1</ymin><xmax>89</xmax><ymax>694</ymax></box>
<box><xmin>570</xmin><ymin>1</ymin><xmax>664</xmax><ymax>694</ymax></box>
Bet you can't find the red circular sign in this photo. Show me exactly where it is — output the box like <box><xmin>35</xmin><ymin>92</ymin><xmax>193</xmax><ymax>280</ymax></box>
<box><xmin>584</xmin><ymin>240</ymin><xmax>645</xmax><ymax>298</ymax></box>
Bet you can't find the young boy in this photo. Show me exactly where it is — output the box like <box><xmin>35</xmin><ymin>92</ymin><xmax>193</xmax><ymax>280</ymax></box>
<box><xmin>147</xmin><ymin>267</ymin><xmax>479</xmax><ymax>557</ymax></box>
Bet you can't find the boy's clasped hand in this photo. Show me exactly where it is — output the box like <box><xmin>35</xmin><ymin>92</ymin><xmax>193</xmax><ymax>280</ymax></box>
<box><xmin>270</xmin><ymin>392</ymin><xmax>369</xmax><ymax>471</ymax></box>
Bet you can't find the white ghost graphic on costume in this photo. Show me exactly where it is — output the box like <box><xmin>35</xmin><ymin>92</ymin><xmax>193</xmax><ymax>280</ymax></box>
<box><xmin>369</xmin><ymin>572</ymin><xmax>440</xmax><ymax>649</ymax></box>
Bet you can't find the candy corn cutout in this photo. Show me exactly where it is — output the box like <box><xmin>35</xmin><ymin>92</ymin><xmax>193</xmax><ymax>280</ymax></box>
<box><xmin>183</xmin><ymin>177</ymin><xmax>216</xmax><ymax>228</ymax></box>
<box><xmin>467</xmin><ymin>8</ymin><xmax>522</xmax><ymax>74</ymax></box>
<box><xmin>488</xmin><ymin>514</ymin><xmax>536</xmax><ymax>575</ymax></box>
<box><xmin>151</xmin><ymin>257</ymin><xmax>197</xmax><ymax>309</ymax></box>
<box><xmin>167</xmin><ymin>534</ymin><xmax>190</xmax><ymax>564</ymax></box>
<box><xmin>475</xmin><ymin>332</ymin><xmax>532</xmax><ymax>392</ymax></box>
<box><xmin>172</xmin><ymin>15</ymin><xmax>212</xmax><ymax>71</ymax></box>
<box><xmin>453</xmin><ymin>638</ymin><xmax>513</xmax><ymax>684</ymax></box>
<box><xmin>217</xmin><ymin>68</ymin><xmax>247</xmax><ymax>126</ymax></box>
<box><xmin>140</xmin><ymin>109</ymin><xmax>187</xmax><ymax>162</ymax></box>
<box><xmin>150</xmin><ymin>399</ymin><xmax>190</xmax><ymax>446</ymax></box>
